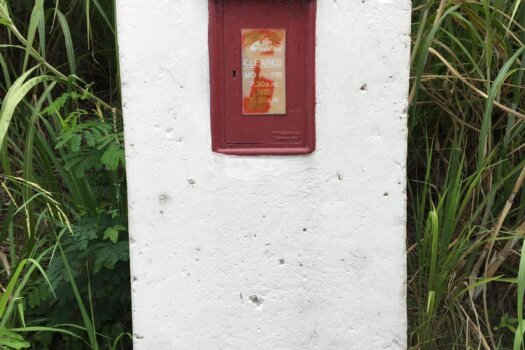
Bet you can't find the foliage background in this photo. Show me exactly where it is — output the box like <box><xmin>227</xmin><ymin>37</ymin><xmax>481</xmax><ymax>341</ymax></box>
<box><xmin>408</xmin><ymin>0</ymin><xmax>525</xmax><ymax>349</ymax></box>
<box><xmin>0</xmin><ymin>0</ymin><xmax>130</xmax><ymax>349</ymax></box>
<box><xmin>0</xmin><ymin>0</ymin><xmax>525</xmax><ymax>349</ymax></box>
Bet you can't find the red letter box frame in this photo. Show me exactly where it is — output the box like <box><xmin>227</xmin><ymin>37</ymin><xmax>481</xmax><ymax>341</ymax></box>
<box><xmin>209</xmin><ymin>0</ymin><xmax>316</xmax><ymax>156</ymax></box>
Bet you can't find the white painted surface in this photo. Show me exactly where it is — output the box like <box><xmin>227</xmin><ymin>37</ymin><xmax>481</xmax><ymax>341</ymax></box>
<box><xmin>117</xmin><ymin>0</ymin><xmax>411</xmax><ymax>349</ymax></box>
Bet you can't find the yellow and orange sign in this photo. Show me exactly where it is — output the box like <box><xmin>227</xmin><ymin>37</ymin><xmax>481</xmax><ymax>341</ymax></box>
<box><xmin>241</xmin><ymin>29</ymin><xmax>286</xmax><ymax>115</ymax></box>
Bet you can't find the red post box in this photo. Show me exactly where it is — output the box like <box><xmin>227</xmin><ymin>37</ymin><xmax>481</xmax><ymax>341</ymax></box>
<box><xmin>209</xmin><ymin>0</ymin><xmax>316</xmax><ymax>155</ymax></box>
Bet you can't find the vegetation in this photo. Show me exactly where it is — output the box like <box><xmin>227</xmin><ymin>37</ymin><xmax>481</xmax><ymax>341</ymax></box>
<box><xmin>408</xmin><ymin>0</ymin><xmax>525</xmax><ymax>349</ymax></box>
<box><xmin>0</xmin><ymin>0</ymin><xmax>130</xmax><ymax>349</ymax></box>
<box><xmin>0</xmin><ymin>0</ymin><xmax>524</xmax><ymax>349</ymax></box>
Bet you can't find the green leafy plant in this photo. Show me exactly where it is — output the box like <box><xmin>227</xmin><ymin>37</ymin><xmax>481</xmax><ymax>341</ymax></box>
<box><xmin>0</xmin><ymin>0</ymin><xmax>131</xmax><ymax>348</ymax></box>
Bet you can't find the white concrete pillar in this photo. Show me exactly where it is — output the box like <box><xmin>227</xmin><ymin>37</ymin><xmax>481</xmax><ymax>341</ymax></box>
<box><xmin>117</xmin><ymin>1</ymin><xmax>411</xmax><ymax>349</ymax></box>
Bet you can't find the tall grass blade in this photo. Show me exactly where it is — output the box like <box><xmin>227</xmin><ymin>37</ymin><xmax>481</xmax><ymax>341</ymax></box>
<box><xmin>57</xmin><ymin>238</ymin><xmax>99</xmax><ymax>350</ymax></box>
<box><xmin>0</xmin><ymin>67</ymin><xmax>58</xmax><ymax>149</ymax></box>
<box><xmin>22</xmin><ymin>0</ymin><xmax>44</xmax><ymax>73</ymax></box>
<box><xmin>22</xmin><ymin>83</ymin><xmax>57</xmax><ymax>241</ymax></box>
<box><xmin>477</xmin><ymin>47</ymin><xmax>525</xmax><ymax>169</ymax></box>
<box><xmin>55</xmin><ymin>10</ymin><xmax>76</xmax><ymax>75</ymax></box>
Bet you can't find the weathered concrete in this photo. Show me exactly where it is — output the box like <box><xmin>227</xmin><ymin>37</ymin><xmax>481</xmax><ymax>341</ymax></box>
<box><xmin>117</xmin><ymin>0</ymin><xmax>411</xmax><ymax>348</ymax></box>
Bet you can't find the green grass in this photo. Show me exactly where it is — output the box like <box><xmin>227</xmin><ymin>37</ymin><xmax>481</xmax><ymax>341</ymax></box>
<box><xmin>408</xmin><ymin>0</ymin><xmax>525</xmax><ymax>348</ymax></box>
<box><xmin>0</xmin><ymin>0</ymin><xmax>524</xmax><ymax>349</ymax></box>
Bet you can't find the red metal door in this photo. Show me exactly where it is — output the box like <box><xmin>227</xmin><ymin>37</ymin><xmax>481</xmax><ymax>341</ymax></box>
<box><xmin>209</xmin><ymin>0</ymin><xmax>316</xmax><ymax>155</ymax></box>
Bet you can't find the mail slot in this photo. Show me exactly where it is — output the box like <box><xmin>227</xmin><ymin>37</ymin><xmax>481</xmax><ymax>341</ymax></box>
<box><xmin>209</xmin><ymin>0</ymin><xmax>316</xmax><ymax>155</ymax></box>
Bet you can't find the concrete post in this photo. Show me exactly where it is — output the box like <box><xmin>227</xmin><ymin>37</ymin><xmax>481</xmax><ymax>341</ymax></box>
<box><xmin>117</xmin><ymin>1</ymin><xmax>411</xmax><ymax>348</ymax></box>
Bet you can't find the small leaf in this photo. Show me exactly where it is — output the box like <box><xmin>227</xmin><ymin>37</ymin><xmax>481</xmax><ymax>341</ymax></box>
<box><xmin>0</xmin><ymin>327</ymin><xmax>30</xmax><ymax>349</ymax></box>
<box><xmin>70</xmin><ymin>134</ymin><xmax>81</xmax><ymax>152</ymax></box>
<box><xmin>42</xmin><ymin>93</ymin><xmax>69</xmax><ymax>116</ymax></box>
<box><xmin>101</xmin><ymin>142</ymin><xmax>124</xmax><ymax>170</ymax></box>
<box><xmin>103</xmin><ymin>227</ymin><xmax>119</xmax><ymax>243</ymax></box>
